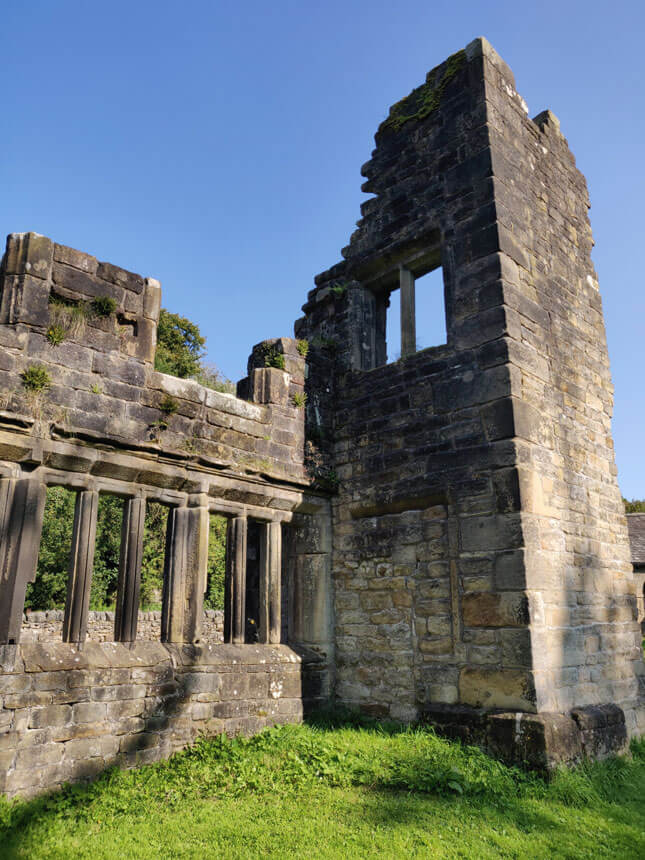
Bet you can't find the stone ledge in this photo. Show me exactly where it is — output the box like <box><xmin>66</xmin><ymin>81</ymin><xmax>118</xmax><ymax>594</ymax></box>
<box><xmin>15</xmin><ymin>641</ymin><xmax>307</xmax><ymax>672</ymax></box>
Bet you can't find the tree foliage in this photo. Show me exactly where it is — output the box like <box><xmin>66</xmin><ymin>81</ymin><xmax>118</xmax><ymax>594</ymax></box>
<box><xmin>624</xmin><ymin>498</ymin><xmax>645</xmax><ymax>514</ymax></box>
<box><xmin>154</xmin><ymin>308</ymin><xmax>206</xmax><ymax>378</ymax></box>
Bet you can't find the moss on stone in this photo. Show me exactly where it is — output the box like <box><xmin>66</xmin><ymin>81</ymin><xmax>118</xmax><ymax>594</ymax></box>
<box><xmin>382</xmin><ymin>50</ymin><xmax>465</xmax><ymax>132</ymax></box>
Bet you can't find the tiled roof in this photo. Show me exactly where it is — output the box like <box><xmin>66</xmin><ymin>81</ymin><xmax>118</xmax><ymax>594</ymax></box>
<box><xmin>627</xmin><ymin>514</ymin><xmax>645</xmax><ymax>565</ymax></box>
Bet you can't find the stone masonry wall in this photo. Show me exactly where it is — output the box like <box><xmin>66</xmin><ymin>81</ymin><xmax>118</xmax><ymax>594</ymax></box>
<box><xmin>21</xmin><ymin>610</ymin><xmax>224</xmax><ymax>643</ymax></box>
<box><xmin>0</xmin><ymin>213</ymin><xmax>334</xmax><ymax>798</ymax></box>
<box><xmin>1</xmin><ymin>35</ymin><xmax>642</xmax><ymax>795</ymax></box>
<box><xmin>0</xmin><ymin>232</ymin><xmax>307</xmax><ymax>485</ymax></box>
<box><xmin>296</xmin><ymin>37</ymin><xmax>644</xmax><ymax>735</ymax></box>
<box><xmin>0</xmin><ymin>641</ymin><xmax>314</xmax><ymax>799</ymax></box>
<box><xmin>481</xmin><ymin>50</ymin><xmax>643</xmax><ymax>727</ymax></box>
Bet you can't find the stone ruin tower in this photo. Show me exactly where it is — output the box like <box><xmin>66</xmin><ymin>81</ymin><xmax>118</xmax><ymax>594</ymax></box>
<box><xmin>296</xmin><ymin>37</ymin><xmax>644</xmax><ymax>762</ymax></box>
<box><xmin>0</xmin><ymin>38</ymin><xmax>642</xmax><ymax>795</ymax></box>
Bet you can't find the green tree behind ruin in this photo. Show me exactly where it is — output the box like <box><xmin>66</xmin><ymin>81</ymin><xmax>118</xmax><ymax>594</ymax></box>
<box><xmin>154</xmin><ymin>308</ymin><xmax>206</xmax><ymax>378</ymax></box>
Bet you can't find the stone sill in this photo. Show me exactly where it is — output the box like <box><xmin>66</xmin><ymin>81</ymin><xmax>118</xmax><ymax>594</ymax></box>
<box><xmin>1</xmin><ymin>641</ymin><xmax>308</xmax><ymax>673</ymax></box>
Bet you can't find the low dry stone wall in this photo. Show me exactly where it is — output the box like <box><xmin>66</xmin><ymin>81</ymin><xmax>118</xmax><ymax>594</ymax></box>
<box><xmin>21</xmin><ymin>610</ymin><xmax>224</xmax><ymax>643</ymax></box>
<box><xmin>0</xmin><ymin>641</ymin><xmax>316</xmax><ymax>798</ymax></box>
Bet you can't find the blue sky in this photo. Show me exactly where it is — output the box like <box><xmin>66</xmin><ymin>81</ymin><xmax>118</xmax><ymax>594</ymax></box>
<box><xmin>2</xmin><ymin>1</ymin><xmax>644</xmax><ymax>496</ymax></box>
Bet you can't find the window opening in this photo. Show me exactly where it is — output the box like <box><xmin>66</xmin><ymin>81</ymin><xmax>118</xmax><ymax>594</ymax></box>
<box><xmin>385</xmin><ymin>265</ymin><xmax>446</xmax><ymax>363</ymax></box>
<box><xmin>140</xmin><ymin>501</ymin><xmax>170</xmax><ymax>611</ymax></box>
<box><xmin>24</xmin><ymin>486</ymin><xmax>76</xmax><ymax>615</ymax></box>
<box><xmin>386</xmin><ymin>288</ymin><xmax>402</xmax><ymax>363</ymax></box>
<box><xmin>414</xmin><ymin>267</ymin><xmax>447</xmax><ymax>350</ymax></box>
<box><xmin>206</xmin><ymin>514</ymin><xmax>227</xmax><ymax>612</ymax></box>
<box><xmin>280</xmin><ymin>522</ymin><xmax>289</xmax><ymax>643</ymax></box>
<box><xmin>90</xmin><ymin>494</ymin><xmax>124</xmax><ymax>611</ymax></box>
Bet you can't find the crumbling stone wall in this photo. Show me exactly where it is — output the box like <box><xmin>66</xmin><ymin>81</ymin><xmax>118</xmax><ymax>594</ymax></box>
<box><xmin>0</xmin><ymin>229</ymin><xmax>333</xmax><ymax>797</ymax></box>
<box><xmin>296</xmin><ymin>37</ymin><xmax>644</xmax><ymax>752</ymax></box>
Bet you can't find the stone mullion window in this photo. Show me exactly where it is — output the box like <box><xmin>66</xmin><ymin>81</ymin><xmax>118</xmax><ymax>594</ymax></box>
<box><xmin>399</xmin><ymin>265</ymin><xmax>417</xmax><ymax>358</ymax></box>
<box><xmin>258</xmin><ymin>521</ymin><xmax>282</xmax><ymax>644</ymax></box>
<box><xmin>161</xmin><ymin>505</ymin><xmax>187</xmax><ymax>643</ymax></box>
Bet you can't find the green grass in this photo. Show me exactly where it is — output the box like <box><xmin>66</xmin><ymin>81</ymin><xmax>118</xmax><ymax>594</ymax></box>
<box><xmin>1</xmin><ymin>714</ymin><xmax>644</xmax><ymax>859</ymax></box>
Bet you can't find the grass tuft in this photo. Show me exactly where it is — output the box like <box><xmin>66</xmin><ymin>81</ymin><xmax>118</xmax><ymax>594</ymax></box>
<box><xmin>91</xmin><ymin>296</ymin><xmax>117</xmax><ymax>317</ymax></box>
<box><xmin>21</xmin><ymin>364</ymin><xmax>51</xmax><ymax>392</ymax></box>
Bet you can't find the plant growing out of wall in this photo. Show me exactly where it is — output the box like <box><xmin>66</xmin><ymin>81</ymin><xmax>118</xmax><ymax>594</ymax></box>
<box><xmin>296</xmin><ymin>339</ymin><xmax>309</xmax><ymax>357</ymax></box>
<box><xmin>304</xmin><ymin>440</ymin><xmax>339</xmax><ymax>490</ymax></box>
<box><xmin>48</xmin><ymin>295</ymin><xmax>89</xmax><ymax>339</ymax></box>
<box><xmin>46</xmin><ymin>325</ymin><xmax>66</xmax><ymax>346</ymax></box>
<box><xmin>149</xmin><ymin>419</ymin><xmax>169</xmax><ymax>440</ymax></box>
<box><xmin>21</xmin><ymin>364</ymin><xmax>51</xmax><ymax>393</ymax></box>
<box><xmin>262</xmin><ymin>343</ymin><xmax>286</xmax><ymax>370</ymax></box>
<box><xmin>159</xmin><ymin>394</ymin><xmax>179</xmax><ymax>416</ymax></box>
<box><xmin>91</xmin><ymin>296</ymin><xmax>117</xmax><ymax>318</ymax></box>
<box><xmin>292</xmin><ymin>392</ymin><xmax>307</xmax><ymax>408</ymax></box>
<box><xmin>310</xmin><ymin>335</ymin><xmax>338</xmax><ymax>353</ymax></box>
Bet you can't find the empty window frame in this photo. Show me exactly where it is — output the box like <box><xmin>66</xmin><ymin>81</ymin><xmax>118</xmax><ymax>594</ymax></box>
<box><xmin>224</xmin><ymin>516</ymin><xmax>282</xmax><ymax>645</ymax></box>
<box><xmin>26</xmin><ymin>485</ymin><xmax>76</xmax><ymax>615</ymax></box>
<box><xmin>383</xmin><ymin>263</ymin><xmax>446</xmax><ymax>364</ymax></box>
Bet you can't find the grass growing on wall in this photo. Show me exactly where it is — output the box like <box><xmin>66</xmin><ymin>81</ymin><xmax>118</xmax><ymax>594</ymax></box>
<box><xmin>1</xmin><ymin>714</ymin><xmax>644</xmax><ymax>859</ymax></box>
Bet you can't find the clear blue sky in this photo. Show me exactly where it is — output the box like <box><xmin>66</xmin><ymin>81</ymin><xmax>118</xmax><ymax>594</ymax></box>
<box><xmin>2</xmin><ymin>1</ymin><xmax>644</xmax><ymax>496</ymax></box>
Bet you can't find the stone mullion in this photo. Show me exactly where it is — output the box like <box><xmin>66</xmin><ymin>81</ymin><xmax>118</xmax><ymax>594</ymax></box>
<box><xmin>0</xmin><ymin>477</ymin><xmax>47</xmax><ymax>645</ymax></box>
<box><xmin>183</xmin><ymin>505</ymin><xmax>210</xmax><ymax>643</ymax></box>
<box><xmin>224</xmin><ymin>515</ymin><xmax>247</xmax><ymax>644</ymax></box>
<box><xmin>399</xmin><ymin>266</ymin><xmax>416</xmax><ymax>358</ymax></box>
<box><xmin>259</xmin><ymin>521</ymin><xmax>282</xmax><ymax>644</ymax></box>
<box><xmin>63</xmin><ymin>489</ymin><xmax>99</xmax><ymax>645</ymax></box>
<box><xmin>161</xmin><ymin>506</ymin><xmax>187</xmax><ymax>644</ymax></box>
<box><xmin>114</xmin><ymin>497</ymin><xmax>146</xmax><ymax>643</ymax></box>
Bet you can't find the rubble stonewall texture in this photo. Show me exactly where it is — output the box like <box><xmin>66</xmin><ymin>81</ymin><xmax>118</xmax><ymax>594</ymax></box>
<box><xmin>0</xmin><ymin>37</ymin><xmax>643</xmax><ymax>797</ymax></box>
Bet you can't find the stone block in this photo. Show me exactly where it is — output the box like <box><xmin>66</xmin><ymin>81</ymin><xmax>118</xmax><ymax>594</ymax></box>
<box><xmin>487</xmin><ymin>711</ymin><xmax>581</xmax><ymax>770</ymax></box>
<box><xmin>459</xmin><ymin>667</ymin><xmax>536</xmax><ymax>710</ymax></box>
<box><xmin>53</xmin><ymin>244</ymin><xmax>98</xmax><ymax>274</ymax></box>
<box><xmin>72</xmin><ymin>702</ymin><xmax>107</xmax><ymax>723</ymax></box>
<box><xmin>570</xmin><ymin>704</ymin><xmax>628</xmax><ymax>759</ymax></box>
<box><xmin>462</xmin><ymin>592</ymin><xmax>529</xmax><ymax>628</ymax></box>
<box><xmin>4</xmin><ymin>233</ymin><xmax>53</xmax><ymax>279</ymax></box>
<box><xmin>28</xmin><ymin>704</ymin><xmax>72</xmax><ymax>729</ymax></box>
<box><xmin>249</xmin><ymin>367</ymin><xmax>290</xmax><ymax>405</ymax></box>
